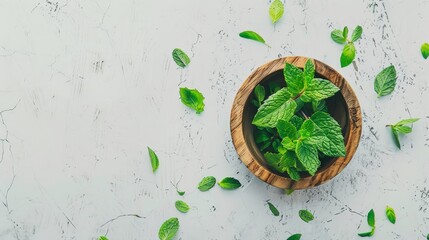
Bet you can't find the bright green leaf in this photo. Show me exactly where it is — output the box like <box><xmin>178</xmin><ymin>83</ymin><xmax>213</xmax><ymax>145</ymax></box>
<box><xmin>158</xmin><ymin>217</ymin><xmax>179</xmax><ymax>240</ymax></box>
<box><xmin>148</xmin><ymin>147</ymin><xmax>159</xmax><ymax>172</ymax></box>
<box><xmin>421</xmin><ymin>43</ymin><xmax>429</xmax><ymax>59</ymax></box>
<box><xmin>351</xmin><ymin>25</ymin><xmax>363</xmax><ymax>42</ymax></box>
<box><xmin>198</xmin><ymin>176</ymin><xmax>216</xmax><ymax>192</ymax></box>
<box><xmin>175</xmin><ymin>200</ymin><xmax>190</xmax><ymax>213</ymax></box>
<box><xmin>286</xmin><ymin>167</ymin><xmax>301</xmax><ymax>181</ymax></box>
<box><xmin>296</xmin><ymin>141</ymin><xmax>320</xmax><ymax>175</ymax></box>
<box><xmin>374</xmin><ymin>65</ymin><xmax>397</xmax><ymax>97</ymax></box>
<box><xmin>331</xmin><ymin>29</ymin><xmax>346</xmax><ymax>44</ymax></box>
<box><xmin>343</xmin><ymin>26</ymin><xmax>349</xmax><ymax>39</ymax></box>
<box><xmin>98</xmin><ymin>237</ymin><xmax>109</xmax><ymax>240</ymax></box>
<box><xmin>386</xmin><ymin>206</ymin><xmax>396</xmax><ymax>224</ymax></box>
<box><xmin>340</xmin><ymin>43</ymin><xmax>356</xmax><ymax>68</ymax></box>
<box><xmin>172</xmin><ymin>48</ymin><xmax>190</xmax><ymax>68</ymax></box>
<box><xmin>299</xmin><ymin>209</ymin><xmax>314</xmax><ymax>223</ymax></box>
<box><xmin>218</xmin><ymin>177</ymin><xmax>241</xmax><ymax>190</ymax></box>
<box><xmin>287</xmin><ymin>234</ymin><xmax>302</xmax><ymax>240</ymax></box>
<box><xmin>239</xmin><ymin>31</ymin><xmax>267</xmax><ymax>45</ymax></box>
<box><xmin>358</xmin><ymin>228</ymin><xmax>374</xmax><ymax>237</ymax></box>
<box><xmin>269</xmin><ymin>0</ymin><xmax>284</xmax><ymax>23</ymax></box>
<box><xmin>301</xmin><ymin>78</ymin><xmax>340</xmax><ymax>102</ymax></box>
<box><xmin>394</xmin><ymin>125</ymin><xmax>412</xmax><ymax>134</ymax></box>
<box><xmin>395</xmin><ymin>118</ymin><xmax>419</xmax><ymax>126</ymax></box>
<box><xmin>284</xmin><ymin>63</ymin><xmax>305</xmax><ymax>96</ymax></box>
<box><xmin>179</xmin><ymin>87</ymin><xmax>205</xmax><ymax>113</ymax></box>
<box><xmin>303</xmin><ymin>59</ymin><xmax>315</xmax><ymax>85</ymax></box>
<box><xmin>276</xmin><ymin>120</ymin><xmax>298</xmax><ymax>139</ymax></box>
<box><xmin>367</xmin><ymin>209</ymin><xmax>375</xmax><ymax>227</ymax></box>
<box><xmin>254</xmin><ymin>84</ymin><xmax>266</xmax><ymax>106</ymax></box>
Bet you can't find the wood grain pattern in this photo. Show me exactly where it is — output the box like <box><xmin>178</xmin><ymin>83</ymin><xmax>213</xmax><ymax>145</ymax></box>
<box><xmin>230</xmin><ymin>56</ymin><xmax>362</xmax><ymax>190</ymax></box>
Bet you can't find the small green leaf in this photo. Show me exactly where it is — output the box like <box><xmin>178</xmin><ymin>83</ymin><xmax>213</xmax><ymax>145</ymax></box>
<box><xmin>179</xmin><ymin>87</ymin><xmax>205</xmax><ymax>113</ymax></box>
<box><xmin>394</xmin><ymin>125</ymin><xmax>412</xmax><ymax>134</ymax></box>
<box><xmin>276</xmin><ymin>120</ymin><xmax>298</xmax><ymax>139</ymax></box>
<box><xmin>98</xmin><ymin>237</ymin><xmax>109</xmax><ymax>240</ymax></box>
<box><xmin>267</xmin><ymin>201</ymin><xmax>280</xmax><ymax>216</ymax></box>
<box><xmin>331</xmin><ymin>29</ymin><xmax>346</xmax><ymax>44</ymax></box>
<box><xmin>374</xmin><ymin>65</ymin><xmax>397</xmax><ymax>97</ymax></box>
<box><xmin>284</xmin><ymin>189</ymin><xmax>294</xmax><ymax>195</ymax></box>
<box><xmin>269</xmin><ymin>0</ymin><xmax>284</xmax><ymax>23</ymax></box>
<box><xmin>177</xmin><ymin>190</ymin><xmax>185</xmax><ymax>196</ymax></box>
<box><xmin>340</xmin><ymin>43</ymin><xmax>356</xmax><ymax>68</ymax></box>
<box><xmin>175</xmin><ymin>200</ymin><xmax>190</xmax><ymax>213</ymax></box>
<box><xmin>343</xmin><ymin>26</ymin><xmax>349</xmax><ymax>39</ymax></box>
<box><xmin>287</xmin><ymin>234</ymin><xmax>302</xmax><ymax>240</ymax></box>
<box><xmin>391</xmin><ymin>128</ymin><xmax>401</xmax><ymax>149</ymax></box>
<box><xmin>296</xmin><ymin>141</ymin><xmax>320</xmax><ymax>175</ymax></box>
<box><xmin>386</xmin><ymin>206</ymin><xmax>396</xmax><ymax>224</ymax></box>
<box><xmin>147</xmin><ymin>147</ymin><xmax>159</xmax><ymax>172</ymax></box>
<box><xmin>290</xmin><ymin>115</ymin><xmax>304</xmax><ymax>129</ymax></box>
<box><xmin>395</xmin><ymin>118</ymin><xmax>419</xmax><ymax>126</ymax></box>
<box><xmin>284</xmin><ymin>63</ymin><xmax>304</xmax><ymax>96</ymax></box>
<box><xmin>254</xmin><ymin>84</ymin><xmax>266</xmax><ymax>106</ymax></box>
<box><xmin>252</xmin><ymin>88</ymin><xmax>297</xmax><ymax>128</ymax></box>
<box><xmin>367</xmin><ymin>209</ymin><xmax>375</xmax><ymax>227</ymax></box>
<box><xmin>239</xmin><ymin>31</ymin><xmax>267</xmax><ymax>45</ymax></box>
<box><xmin>158</xmin><ymin>217</ymin><xmax>179</xmax><ymax>240</ymax></box>
<box><xmin>286</xmin><ymin>167</ymin><xmax>301</xmax><ymax>181</ymax></box>
<box><xmin>301</xmin><ymin>78</ymin><xmax>340</xmax><ymax>102</ymax></box>
<box><xmin>421</xmin><ymin>43</ymin><xmax>429</xmax><ymax>59</ymax></box>
<box><xmin>218</xmin><ymin>177</ymin><xmax>241</xmax><ymax>190</ymax></box>
<box><xmin>198</xmin><ymin>176</ymin><xmax>216</xmax><ymax>192</ymax></box>
<box><xmin>358</xmin><ymin>228</ymin><xmax>374</xmax><ymax>237</ymax></box>
<box><xmin>351</xmin><ymin>25</ymin><xmax>363</xmax><ymax>42</ymax></box>
<box><xmin>172</xmin><ymin>48</ymin><xmax>190</xmax><ymax>68</ymax></box>
<box><xmin>299</xmin><ymin>209</ymin><xmax>314</xmax><ymax>223</ymax></box>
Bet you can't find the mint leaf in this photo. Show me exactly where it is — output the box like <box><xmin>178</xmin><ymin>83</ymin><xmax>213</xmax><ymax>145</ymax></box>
<box><xmin>301</xmin><ymin>78</ymin><xmax>340</xmax><ymax>102</ymax></box>
<box><xmin>148</xmin><ymin>147</ymin><xmax>159</xmax><ymax>172</ymax></box>
<box><xmin>290</xmin><ymin>115</ymin><xmax>304</xmax><ymax>129</ymax></box>
<box><xmin>331</xmin><ymin>29</ymin><xmax>346</xmax><ymax>44</ymax></box>
<box><xmin>358</xmin><ymin>229</ymin><xmax>374</xmax><ymax>237</ymax></box>
<box><xmin>388</xmin><ymin>118</ymin><xmax>419</xmax><ymax>149</ymax></box>
<box><xmin>158</xmin><ymin>217</ymin><xmax>179</xmax><ymax>240</ymax></box>
<box><xmin>391</xmin><ymin>128</ymin><xmax>401</xmax><ymax>149</ymax></box>
<box><xmin>287</xmin><ymin>234</ymin><xmax>302</xmax><ymax>240</ymax></box>
<box><xmin>198</xmin><ymin>176</ymin><xmax>216</xmax><ymax>192</ymax></box>
<box><xmin>286</xmin><ymin>167</ymin><xmax>301</xmax><ymax>181</ymax></box>
<box><xmin>351</xmin><ymin>25</ymin><xmax>363</xmax><ymax>42</ymax></box>
<box><xmin>299</xmin><ymin>209</ymin><xmax>314</xmax><ymax>223</ymax></box>
<box><xmin>312</xmin><ymin>100</ymin><xmax>328</xmax><ymax>112</ymax></box>
<box><xmin>239</xmin><ymin>31</ymin><xmax>267</xmax><ymax>45</ymax></box>
<box><xmin>296</xmin><ymin>141</ymin><xmax>320</xmax><ymax>175</ymax></box>
<box><xmin>175</xmin><ymin>200</ymin><xmax>190</xmax><ymax>213</ymax></box>
<box><xmin>218</xmin><ymin>177</ymin><xmax>241</xmax><ymax>190</ymax></box>
<box><xmin>340</xmin><ymin>43</ymin><xmax>355</xmax><ymax>67</ymax></box>
<box><xmin>421</xmin><ymin>43</ymin><xmax>429</xmax><ymax>59</ymax></box>
<box><xmin>367</xmin><ymin>209</ymin><xmax>375</xmax><ymax>227</ymax></box>
<box><xmin>276</xmin><ymin>120</ymin><xmax>298</xmax><ymax>139</ymax></box>
<box><xmin>284</xmin><ymin>189</ymin><xmax>294</xmax><ymax>195</ymax></box>
<box><xmin>374</xmin><ymin>65</ymin><xmax>397</xmax><ymax>97</ymax></box>
<box><xmin>343</xmin><ymin>26</ymin><xmax>349</xmax><ymax>39</ymax></box>
<box><xmin>310</xmin><ymin>111</ymin><xmax>346</xmax><ymax>157</ymax></box>
<box><xmin>252</xmin><ymin>88</ymin><xmax>297</xmax><ymax>128</ymax></box>
<box><xmin>267</xmin><ymin>201</ymin><xmax>280</xmax><ymax>216</ymax></box>
<box><xmin>177</xmin><ymin>190</ymin><xmax>185</xmax><ymax>196</ymax></box>
<box><xmin>269</xmin><ymin>0</ymin><xmax>284</xmax><ymax>23</ymax></box>
<box><xmin>386</xmin><ymin>206</ymin><xmax>396</xmax><ymax>224</ymax></box>
<box><xmin>284</xmin><ymin>63</ymin><xmax>304</xmax><ymax>96</ymax></box>
<box><xmin>172</xmin><ymin>48</ymin><xmax>190</xmax><ymax>68</ymax></box>
<box><xmin>254</xmin><ymin>84</ymin><xmax>266</xmax><ymax>106</ymax></box>
<box><xmin>394</xmin><ymin>125</ymin><xmax>412</xmax><ymax>134</ymax></box>
<box><xmin>179</xmin><ymin>87</ymin><xmax>205</xmax><ymax>113</ymax></box>
<box><xmin>303</xmin><ymin>59</ymin><xmax>315</xmax><ymax>84</ymax></box>
<box><xmin>395</xmin><ymin>118</ymin><xmax>419</xmax><ymax>126</ymax></box>
<box><xmin>98</xmin><ymin>237</ymin><xmax>108</xmax><ymax>240</ymax></box>
<box><xmin>281</xmin><ymin>137</ymin><xmax>296</xmax><ymax>150</ymax></box>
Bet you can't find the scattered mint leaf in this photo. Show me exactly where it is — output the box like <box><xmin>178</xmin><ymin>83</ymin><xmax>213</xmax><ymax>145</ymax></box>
<box><xmin>340</xmin><ymin>43</ymin><xmax>356</xmax><ymax>68</ymax></box>
<box><xmin>391</xmin><ymin>128</ymin><xmax>400</xmax><ymax>149</ymax></box>
<box><xmin>351</xmin><ymin>25</ymin><xmax>363</xmax><ymax>42</ymax></box>
<box><xmin>158</xmin><ymin>217</ymin><xmax>179</xmax><ymax>240</ymax></box>
<box><xmin>252</xmin><ymin>88</ymin><xmax>297</xmax><ymax>128</ymax></box>
<box><xmin>175</xmin><ymin>200</ymin><xmax>190</xmax><ymax>213</ymax></box>
<box><xmin>283</xmin><ymin>63</ymin><xmax>304</xmax><ymax>96</ymax></box>
<box><xmin>218</xmin><ymin>177</ymin><xmax>241</xmax><ymax>190</ymax></box>
<box><xmin>98</xmin><ymin>237</ymin><xmax>108</xmax><ymax>240</ymax></box>
<box><xmin>342</xmin><ymin>26</ymin><xmax>349</xmax><ymax>39</ymax></box>
<box><xmin>395</xmin><ymin>118</ymin><xmax>419</xmax><ymax>125</ymax></box>
<box><xmin>287</xmin><ymin>234</ymin><xmax>302</xmax><ymax>240</ymax></box>
<box><xmin>267</xmin><ymin>201</ymin><xmax>280</xmax><ymax>216</ymax></box>
<box><xmin>374</xmin><ymin>65</ymin><xmax>397</xmax><ymax>97</ymax></box>
<box><xmin>179</xmin><ymin>87</ymin><xmax>205</xmax><ymax>113</ymax></box>
<box><xmin>299</xmin><ymin>209</ymin><xmax>314</xmax><ymax>223</ymax></box>
<box><xmin>301</xmin><ymin>78</ymin><xmax>340</xmax><ymax>102</ymax></box>
<box><xmin>177</xmin><ymin>190</ymin><xmax>185</xmax><ymax>196</ymax></box>
<box><xmin>198</xmin><ymin>176</ymin><xmax>216</xmax><ymax>192</ymax></box>
<box><xmin>331</xmin><ymin>29</ymin><xmax>346</xmax><ymax>44</ymax></box>
<box><xmin>386</xmin><ymin>206</ymin><xmax>396</xmax><ymax>224</ymax></box>
<box><xmin>254</xmin><ymin>84</ymin><xmax>266</xmax><ymax>106</ymax></box>
<box><xmin>367</xmin><ymin>209</ymin><xmax>375</xmax><ymax>227</ymax></box>
<box><xmin>387</xmin><ymin>118</ymin><xmax>419</xmax><ymax>149</ymax></box>
<box><xmin>421</xmin><ymin>43</ymin><xmax>429</xmax><ymax>59</ymax></box>
<box><xmin>358</xmin><ymin>229</ymin><xmax>374</xmax><ymax>237</ymax></box>
<box><xmin>269</xmin><ymin>0</ymin><xmax>284</xmax><ymax>23</ymax></box>
<box><xmin>239</xmin><ymin>31</ymin><xmax>268</xmax><ymax>46</ymax></box>
<box><xmin>147</xmin><ymin>147</ymin><xmax>159</xmax><ymax>172</ymax></box>
<box><xmin>296</xmin><ymin>141</ymin><xmax>320</xmax><ymax>176</ymax></box>
<box><xmin>427</xmin><ymin>233</ymin><xmax>429</xmax><ymax>240</ymax></box>
<box><xmin>172</xmin><ymin>48</ymin><xmax>190</xmax><ymax>68</ymax></box>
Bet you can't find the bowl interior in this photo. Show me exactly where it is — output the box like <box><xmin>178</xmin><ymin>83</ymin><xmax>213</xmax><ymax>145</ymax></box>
<box><xmin>242</xmin><ymin>69</ymin><xmax>351</xmax><ymax>178</ymax></box>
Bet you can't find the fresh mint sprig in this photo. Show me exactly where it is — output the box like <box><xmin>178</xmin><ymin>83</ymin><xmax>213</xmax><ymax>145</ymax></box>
<box><xmin>358</xmin><ymin>209</ymin><xmax>375</xmax><ymax>237</ymax></box>
<box><xmin>331</xmin><ymin>26</ymin><xmax>363</xmax><ymax>67</ymax></box>
<box><xmin>386</xmin><ymin>118</ymin><xmax>419</xmax><ymax>149</ymax></box>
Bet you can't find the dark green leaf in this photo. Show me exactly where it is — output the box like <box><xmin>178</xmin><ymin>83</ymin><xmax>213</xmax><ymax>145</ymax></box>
<box><xmin>374</xmin><ymin>65</ymin><xmax>397</xmax><ymax>97</ymax></box>
<box><xmin>351</xmin><ymin>25</ymin><xmax>363</xmax><ymax>42</ymax></box>
<box><xmin>158</xmin><ymin>217</ymin><xmax>179</xmax><ymax>240</ymax></box>
<box><xmin>148</xmin><ymin>147</ymin><xmax>159</xmax><ymax>172</ymax></box>
<box><xmin>239</xmin><ymin>31</ymin><xmax>267</xmax><ymax>45</ymax></box>
<box><xmin>358</xmin><ymin>228</ymin><xmax>374</xmax><ymax>237</ymax></box>
<box><xmin>303</xmin><ymin>59</ymin><xmax>315</xmax><ymax>84</ymax></box>
<box><xmin>98</xmin><ymin>237</ymin><xmax>109</xmax><ymax>240</ymax></box>
<box><xmin>340</xmin><ymin>43</ymin><xmax>356</xmax><ymax>68</ymax></box>
<box><xmin>254</xmin><ymin>84</ymin><xmax>266</xmax><ymax>106</ymax></box>
<box><xmin>267</xmin><ymin>201</ymin><xmax>280</xmax><ymax>216</ymax></box>
<box><xmin>287</xmin><ymin>234</ymin><xmax>302</xmax><ymax>240</ymax></box>
<box><xmin>386</xmin><ymin>206</ymin><xmax>396</xmax><ymax>224</ymax></box>
<box><xmin>367</xmin><ymin>209</ymin><xmax>375</xmax><ymax>227</ymax></box>
<box><xmin>343</xmin><ymin>26</ymin><xmax>349</xmax><ymax>39</ymax></box>
<box><xmin>299</xmin><ymin>209</ymin><xmax>314</xmax><ymax>223</ymax></box>
<box><xmin>421</xmin><ymin>43</ymin><xmax>429</xmax><ymax>59</ymax></box>
<box><xmin>296</xmin><ymin>141</ymin><xmax>320</xmax><ymax>175</ymax></box>
<box><xmin>198</xmin><ymin>176</ymin><xmax>216</xmax><ymax>192</ymax></box>
<box><xmin>175</xmin><ymin>200</ymin><xmax>190</xmax><ymax>213</ymax></box>
<box><xmin>391</xmin><ymin>128</ymin><xmax>401</xmax><ymax>149</ymax></box>
<box><xmin>284</xmin><ymin>63</ymin><xmax>304</xmax><ymax>96</ymax></box>
<box><xmin>177</xmin><ymin>191</ymin><xmax>185</xmax><ymax>196</ymax></box>
<box><xmin>179</xmin><ymin>87</ymin><xmax>205</xmax><ymax>113</ymax></box>
<box><xmin>312</xmin><ymin>100</ymin><xmax>328</xmax><ymax>112</ymax></box>
<box><xmin>172</xmin><ymin>48</ymin><xmax>190</xmax><ymax>68</ymax></box>
<box><xmin>218</xmin><ymin>177</ymin><xmax>241</xmax><ymax>190</ymax></box>
<box><xmin>290</xmin><ymin>115</ymin><xmax>304</xmax><ymax>129</ymax></box>
<box><xmin>331</xmin><ymin>29</ymin><xmax>346</xmax><ymax>44</ymax></box>
<box><xmin>269</xmin><ymin>0</ymin><xmax>284</xmax><ymax>23</ymax></box>
<box><xmin>301</xmin><ymin>78</ymin><xmax>340</xmax><ymax>102</ymax></box>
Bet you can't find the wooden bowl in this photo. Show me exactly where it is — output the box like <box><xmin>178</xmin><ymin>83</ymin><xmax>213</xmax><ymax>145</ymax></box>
<box><xmin>230</xmin><ymin>56</ymin><xmax>362</xmax><ymax>190</ymax></box>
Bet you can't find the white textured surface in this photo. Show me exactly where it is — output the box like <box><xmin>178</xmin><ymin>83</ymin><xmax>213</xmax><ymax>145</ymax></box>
<box><xmin>0</xmin><ymin>0</ymin><xmax>429</xmax><ymax>239</ymax></box>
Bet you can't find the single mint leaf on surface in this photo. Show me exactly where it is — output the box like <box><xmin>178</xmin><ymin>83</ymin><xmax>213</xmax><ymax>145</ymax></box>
<box><xmin>340</xmin><ymin>43</ymin><xmax>356</xmax><ymax>68</ymax></box>
<box><xmin>331</xmin><ymin>29</ymin><xmax>346</xmax><ymax>44</ymax></box>
<box><xmin>175</xmin><ymin>200</ymin><xmax>190</xmax><ymax>213</ymax></box>
<box><xmin>386</xmin><ymin>206</ymin><xmax>396</xmax><ymax>224</ymax></box>
<box><xmin>198</xmin><ymin>176</ymin><xmax>216</xmax><ymax>192</ymax></box>
<box><xmin>267</xmin><ymin>201</ymin><xmax>280</xmax><ymax>216</ymax></box>
<box><xmin>172</xmin><ymin>48</ymin><xmax>190</xmax><ymax>68</ymax></box>
<box><xmin>301</xmin><ymin>78</ymin><xmax>339</xmax><ymax>102</ymax></box>
<box><xmin>310</xmin><ymin>111</ymin><xmax>346</xmax><ymax>157</ymax></box>
<box><xmin>374</xmin><ymin>65</ymin><xmax>397</xmax><ymax>97</ymax></box>
<box><xmin>287</xmin><ymin>234</ymin><xmax>302</xmax><ymax>240</ymax></box>
<box><xmin>252</xmin><ymin>88</ymin><xmax>297</xmax><ymax>128</ymax></box>
<box><xmin>98</xmin><ymin>237</ymin><xmax>108</xmax><ymax>240</ymax></box>
<box><xmin>388</xmin><ymin>118</ymin><xmax>419</xmax><ymax>149</ymax></box>
<box><xmin>296</xmin><ymin>141</ymin><xmax>320</xmax><ymax>175</ymax></box>
<box><xmin>358</xmin><ymin>229</ymin><xmax>374</xmax><ymax>237</ymax></box>
<box><xmin>269</xmin><ymin>0</ymin><xmax>284</xmax><ymax>23</ymax></box>
<box><xmin>299</xmin><ymin>209</ymin><xmax>314</xmax><ymax>223</ymax></box>
<box><xmin>177</xmin><ymin>190</ymin><xmax>185</xmax><ymax>196</ymax></box>
<box><xmin>284</xmin><ymin>63</ymin><xmax>304</xmax><ymax>96</ymax></box>
<box><xmin>239</xmin><ymin>31</ymin><xmax>267</xmax><ymax>45</ymax></box>
<box><xmin>421</xmin><ymin>43</ymin><xmax>429</xmax><ymax>59</ymax></box>
<box><xmin>303</xmin><ymin>59</ymin><xmax>315</xmax><ymax>84</ymax></box>
<box><xmin>395</xmin><ymin>118</ymin><xmax>419</xmax><ymax>126</ymax></box>
<box><xmin>254</xmin><ymin>84</ymin><xmax>266</xmax><ymax>106</ymax></box>
<box><xmin>218</xmin><ymin>177</ymin><xmax>241</xmax><ymax>190</ymax></box>
<box><xmin>391</xmin><ymin>128</ymin><xmax>401</xmax><ymax>149</ymax></box>
<box><xmin>394</xmin><ymin>125</ymin><xmax>412</xmax><ymax>134</ymax></box>
<box><xmin>158</xmin><ymin>217</ymin><xmax>179</xmax><ymax>240</ymax></box>
<box><xmin>276</xmin><ymin>120</ymin><xmax>298</xmax><ymax>139</ymax></box>
<box><xmin>367</xmin><ymin>209</ymin><xmax>375</xmax><ymax>227</ymax></box>
<box><xmin>179</xmin><ymin>87</ymin><xmax>205</xmax><ymax>113</ymax></box>
<box><xmin>343</xmin><ymin>26</ymin><xmax>349</xmax><ymax>39</ymax></box>
<box><xmin>147</xmin><ymin>147</ymin><xmax>159</xmax><ymax>172</ymax></box>
<box><xmin>351</xmin><ymin>25</ymin><xmax>363</xmax><ymax>42</ymax></box>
